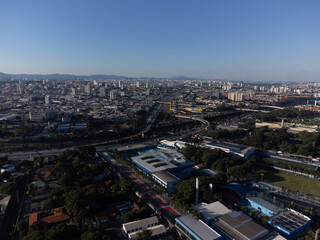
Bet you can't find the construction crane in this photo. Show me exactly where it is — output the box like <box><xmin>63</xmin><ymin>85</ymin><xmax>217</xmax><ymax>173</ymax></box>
<box><xmin>156</xmin><ymin>101</ymin><xmax>173</xmax><ymax>112</ymax></box>
<box><xmin>184</xmin><ymin>107</ymin><xmax>203</xmax><ymax>113</ymax></box>
<box><xmin>156</xmin><ymin>101</ymin><xmax>193</xmax><ymax>112</ymax></box>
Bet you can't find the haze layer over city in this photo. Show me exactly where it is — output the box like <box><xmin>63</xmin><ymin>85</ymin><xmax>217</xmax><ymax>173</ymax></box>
<box><xmin>0</xmin><ymin>1</ymin><xmax>320</xmax><ymax>240</ymax></box>
<box><xmin>1</xmin><ymin>0</ymin><xmax>320</xmax><ymax>82</ymax></box>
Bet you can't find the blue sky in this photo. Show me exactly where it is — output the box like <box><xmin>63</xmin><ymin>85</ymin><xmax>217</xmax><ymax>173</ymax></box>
<box><xmin>0</xmin><ymin>0</ymin><xmax>319</xmax><ymax>81</ymax></box>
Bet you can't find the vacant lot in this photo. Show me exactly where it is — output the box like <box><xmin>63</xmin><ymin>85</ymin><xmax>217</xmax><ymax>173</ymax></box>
<box><xmin>250</xmin><ymin>166</ymin><xmax>320</xmax><ymax>196</ymax></box>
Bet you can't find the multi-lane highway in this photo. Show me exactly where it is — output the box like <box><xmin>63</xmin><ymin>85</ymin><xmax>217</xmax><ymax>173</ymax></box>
<box><xmin>0</xmin><ymin>104</ymin><xmax>210</xmax><ymax>161</ymax></box>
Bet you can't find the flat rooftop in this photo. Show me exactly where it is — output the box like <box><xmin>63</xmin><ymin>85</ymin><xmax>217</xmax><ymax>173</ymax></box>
<box><xmin>117</xmin><ymin>144</ymin><xmax>147</xmax><ymax>152</ymax></box>
<box><xmin>203</xmin><ymin>140</ymin><xmax>251</xmax><ymax>154</ymax></box>
<box><xmin>247</xmin><ymin>197</ymin><xmax>283</xmax><ymax>214</ymax></box>
<box><xmin>215</xmin><ymin>211</ymin><xmax>269</xmax><ymax>240</ymax></box>
<box><xmin>269</xmin><ymin>209</ymin><xmax>311</xmax><ymax>234</ymax></box>
<box><xmin>193</xmin><ymin>201</ymin><xmax>231</xmax><ymax>222</ymax></box>
<box><xmin>132</xmin><ymin>154</ymin><xmax>177</xmax><ymax>173</ymax></box>
<box><xmin>128</xmin><ymin>224</ymin><xmax>166</xmax><ymax>239</ymax></box>
<box><xmin>176</xmin><ymin>214</ymin><xmax>221</xmax><ymax>240</ymax></box>
<box><xmin>123</xmin><ymin>216</ymin><xmax>158</xmax><ymax>232</ymax></box>
<box><xmin>153</xmin><ymin>170</ymin><xmax>180</xmax><ymax>183</ymax></box>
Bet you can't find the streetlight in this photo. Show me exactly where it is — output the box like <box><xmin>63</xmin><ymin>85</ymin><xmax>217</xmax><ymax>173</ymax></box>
<box><xmin>260</xmin><ymin>173</ymin><xmax>264</xmax><ymax>182</ymax></box>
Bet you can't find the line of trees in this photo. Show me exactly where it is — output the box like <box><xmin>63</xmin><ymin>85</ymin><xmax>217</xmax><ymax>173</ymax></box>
<box><xmin>245</xmin><ymin>127</ymin><xmax>320</xmax><ymax>157</ymax></box>
<box><xmin>182</xmin><ymin>144</ymin><xmax>257</xmax><ymax>179</ymax></box>
<box><xmin>257</xmin><ymin>109</ymin><xmax>320</xmax><ymax>122</ymax></box>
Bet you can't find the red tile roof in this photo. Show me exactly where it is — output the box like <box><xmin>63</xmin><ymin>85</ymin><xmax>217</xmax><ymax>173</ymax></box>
<box><xmin>40</xmin><ymin>212</ymin><xmax>70</xmax><ymax>224</ymax></box>
<box><xmin>29</xmin><ymin>212</ymin><xmax>45</xmax><ymax>227</ymax></box>
<box><xmin>29</xmin><ymin>208</ymin><xmax>70</xmax><ymax>227</ymax></box>
<box><xmin>43</xmin><ymin>171</ymin><xmax>56</xmax><ymax>180</ymax></box>
<box><xmin>195</xmin><ymin>164</ymin><xmax>205</xmax><ymax>169</ymax></box>
<box><xmin>36</xmin><ymin>166</ymin><xmax>54</xmax><ymax>173</ymax></box>
<box><xmin>33</xmin><ymin>174</ymin><xmax>41</xmax><ymax>181</ymax></box>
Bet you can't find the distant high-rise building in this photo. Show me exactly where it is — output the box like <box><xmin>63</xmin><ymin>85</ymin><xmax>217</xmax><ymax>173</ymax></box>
<box><xmin>17</xmin><ymin>79</ymin><xmax>23</xmax><ymax>94</ymax></box>
<box><xmin>71</xmin><ymin>88</ymin><xmax>77</xmax><ymax>96</ymax></box>
<box><xmin>110</xmin><ymin>90</ymin><xmax>116</xmax><ymax>100</ymax></box>
<box><xmin>62</xmin><ymin>87</ymin><xmax>68</xmax><ymax>95</ymax></box>
<box><xmin>99</xmin><ymin>87</ymin><xmax>105</xmax><ymax>97</ymax></box>
<box><xmin>228</xmin><ymin>92</ymin><xmax>245</xmax><ymax>102</ymax></box>
<box><xmin>212</xmin><ymin>90</ymin><xmax>221</xmax><ymax>99</ymax></box>
<box><xmin>85</xmin><ymin>84</ymin><xmax>91</xmax><ymax>95</ymax></box>
<box><xmin>222</xmin><ymin>83</ymin><xmax>232</xmax><ymax>90</ymax></box>
<box><xmin>17</xmin><ymin>83</ymin><xmax>22</xmax><ymax>94</ymax></box>
<box><xmin>136</xmin><ymin>81</ymin><xmax>140</xmax><ymax>88</ymax></box>
<box><xmin>45</xmin><ymin>95</ymin><xmax>51</xmax><ymax>104</ymax></box>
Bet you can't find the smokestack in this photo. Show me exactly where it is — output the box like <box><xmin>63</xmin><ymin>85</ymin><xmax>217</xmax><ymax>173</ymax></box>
<box><xmin>281</xmin><ymin>119</ymin><xmax>284</xmax><ymax>128</ymax></box>
<box><xmin>196</xmin><ymin>178</ymin><xmax>199</xmax><ymax>204</ymax></box>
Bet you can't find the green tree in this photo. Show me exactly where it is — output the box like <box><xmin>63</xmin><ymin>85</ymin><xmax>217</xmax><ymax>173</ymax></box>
<box><xmin>0</xmin><ymin>182</ymin><xmax>14</xmax><ymax>194</ymax></box>
<box><xmin>119</xmin><ymin>177</ymin><xmax>133</xmax><ymax>192</ymax></box>
<box><xmin>16</xmin><ymin>221</ymin><xmax>28</xmax><ymax>238</ymax></box>
<box><xmin>65</xmin><ymin>188</ymin><xmax>88</xmax><ymax>218</ymax></box>
<box><xmin>173</xmin><ymin>178</ymin><xmax>195</xmax><ymax>206</ymax></box>
<box><xmin>182</xmin><ymin>144</ymin><xmax>198</xmax><ymax>160</ymax></box>
<box><xmin>136</xmin><ymin>229</ymin><xmax>152</xmax><ymax>240</ymax></box>
<box><xmin>45</xmin><ymin>223</ymin><xmax>70</xmax><ymax>240</ymax></box>
<box><xmin>23</xmin><ymin>229</ymin><xmax>44</xmax><ymax>240</ymax></box>
<box><xmin>227</xmin><ymin>165</ymin><xmax>246</xmax><ymax>180</ymax></box>
<box><xmin>81</xmin><ymin>231</ymin><xmax>98</xmax><ymax>240</ymax></box>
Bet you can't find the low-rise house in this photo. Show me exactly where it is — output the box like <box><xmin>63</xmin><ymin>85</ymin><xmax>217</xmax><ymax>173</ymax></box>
<box><xmin>28</xmin><ymin>207</ymin><xmax>70</xmax><ymax>227</ymax></box>
<box><xmin>122</xmin><ymin>216</ymin><xmax>166</xmax><ymax>239</ymax></box>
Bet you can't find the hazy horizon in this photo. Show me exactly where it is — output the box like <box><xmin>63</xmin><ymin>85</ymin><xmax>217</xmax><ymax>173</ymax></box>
<box><xmin>1</xmin><ymin>0</ymin><xmax>319</xmax><ymax>82</ymax></box>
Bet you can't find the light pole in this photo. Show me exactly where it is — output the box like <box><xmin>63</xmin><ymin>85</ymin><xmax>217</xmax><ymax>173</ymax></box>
<box><xmin>260</xmin><ymin>173</ymin><xmax>264</xmax><ymax>182</ymax></box>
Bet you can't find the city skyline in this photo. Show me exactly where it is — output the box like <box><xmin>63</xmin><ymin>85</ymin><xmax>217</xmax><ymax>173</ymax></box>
<box><xmin>0</xmin><ymin>0</ymin><xmax>320</xmax><ymax>82</ymax></box>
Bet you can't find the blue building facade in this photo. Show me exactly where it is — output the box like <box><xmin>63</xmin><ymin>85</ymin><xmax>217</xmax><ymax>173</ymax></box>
<box><xmin>247</xmin><ymin>197</ymin><xmax>283</xmax><ymax>217</ymax></box>
<box><xmin>268</xmin><ymin>209</ymin><xmax>311</xmax><ymax>239</ymax></box>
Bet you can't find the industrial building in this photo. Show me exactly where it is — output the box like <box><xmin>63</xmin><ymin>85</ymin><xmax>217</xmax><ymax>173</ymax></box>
<box><xmin>192</xmin><ymin>201</ymin><xmax>287</xmax><ymax>240</ymax></box>
<box><xmin>268</xmin><ymin>209</ymin><xmax>311</xmax><ymax>239</ymax></box>
<box><xmin>246</xmin><ymin>196</ymin><xmax>283</xmax><ymax>217</ymax></box>
<box><xmin>202</xmin><ymin>139</ymin><xmax>256</xmax><ymax>159</ymax></box>
<box><xmin>160</xmin><ymin>138</ymin><xmax>256</xmax><ymax>159</ymax></box>
<box><xmin>152</xmin><ymin>170</ymin><xmax>181</xmax><ymax>196</ymax></box>
<box><xmin>175</xmin><ymin>214</ymin><xmax>222</xmax><ymax>240</ymax></box>
<box><xmin>130</xmin><ymin>150</ymin><xmax>193</xmax><ymax>195</ymax></box>
<box><xmin>192</xmin><ymin>201</ymin><xmax>231</xmax><ymax>223</ymax></box>
<box><xmin>131</xmin><ymin>155</ymin><xmax>177</xmax><ymax>175</ymax></box>
<box><xmin>213</xmin><ymin>211</ymin><xmax>269</xmax><ymax>240</ymax></box>
<box><xmin>159</xmin><ymin>140</ymin><xmax>187</xmax><ymax>149</ymax></box>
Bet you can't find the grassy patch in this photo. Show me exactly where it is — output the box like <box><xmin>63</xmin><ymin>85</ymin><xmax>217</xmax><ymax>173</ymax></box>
<box><xmin>250</xmin><ymin>166</ymin><xmax>320</xmax><ymax>196</ymax></box>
